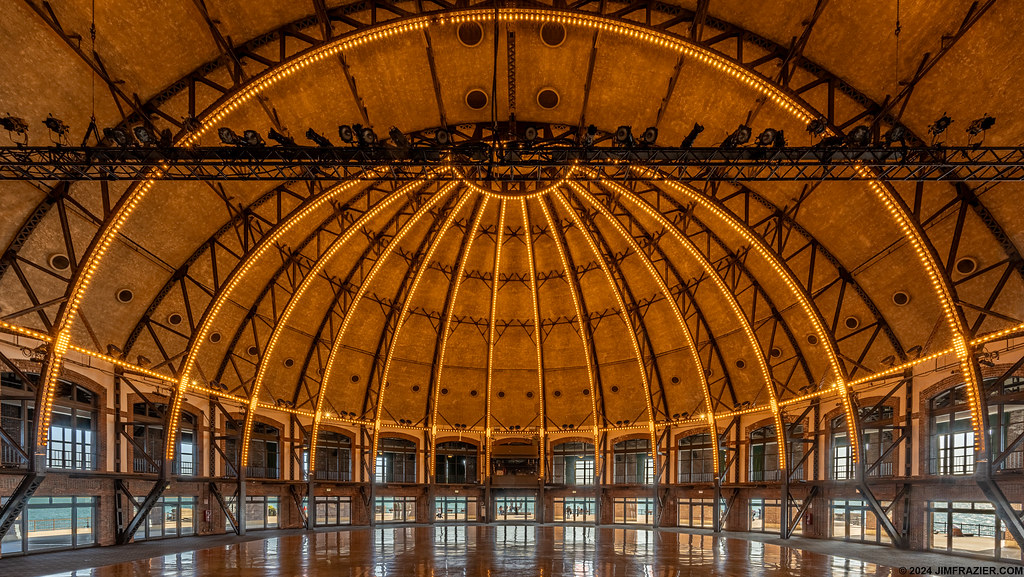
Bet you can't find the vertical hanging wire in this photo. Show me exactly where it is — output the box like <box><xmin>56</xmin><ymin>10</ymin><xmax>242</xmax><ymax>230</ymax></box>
<box><xmin>894</xmin><ymin>0</ymin><xmax>902</xmax><ymax>93</ymax></box>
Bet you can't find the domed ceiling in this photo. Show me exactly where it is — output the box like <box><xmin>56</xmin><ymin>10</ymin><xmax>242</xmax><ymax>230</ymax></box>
<box><xmin>1</xmin><ymin>0</ymin><xmax>1023</xmax><ymax>452</ymax></box>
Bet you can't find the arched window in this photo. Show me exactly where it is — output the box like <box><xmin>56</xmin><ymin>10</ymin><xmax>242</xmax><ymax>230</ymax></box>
<box><xmin>315</xmin><ymin>430</ymin><xmax>352</xmax><ymax>481</ymax></box>
<box><xmin>930</xmin><ymin>378</ymin><xmax>1024</xmax><ymax>475</ymax></box>
<box><xmin>830</xmin><ymin>406</ymin><xmax>895</xmax><ymax>480</ymax></box>
<box><xmin>225</xmin><ymin>420</ymin><xmax>280</xmax><ymax>479</ymax></box>
<box><xmin>552</xmin><ymin>441</ymin><xmax>595</xmax><ymax>485</ymax></box>
<box><xmin>131</xmin><ymin>402</ymin><xmax>197</xmax><ymax>475</ymax></box>
<box><xmin>435</xmin><ymin>441</ymin><xmax>477</xmax><ymax>484</ymax></box>
<box><xmin>677</xmin><ymin>434</ymin><xmax>717</xmax><ymax>483</ymax></box>
<box><xmin>749</xmin><ymin>424</ymin><xmax>804</xmax><ymax>482</ymax></box>
<box><xmin>1</xmin><ymin>372</ymin><xmax>99</xmax><ymax>471</ymax></box>
<box><xmin>376</xmin><ymin>437</ymin><xmax>416</xmax><ymax>483</ymax></box>
<box><xmin>613</xmin><ymin>438</ymin><xmax>652</xmax><ymax>484</ymax></box>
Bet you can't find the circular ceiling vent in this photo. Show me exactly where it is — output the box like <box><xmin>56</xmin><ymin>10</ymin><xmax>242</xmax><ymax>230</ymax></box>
<box><xmin>48</xmin><ymin>254</ymin><xmax>70</xmax><ymax>271</ymax></box>
<box><xmin>736</xmin><ymin>359</ymin><xmax>746</xmax><ymax>369</ymax></box>
<box><xmin>537</xmin><ymin>88</ymin><xmax>560</xmax><ymax>109</ymax></box>
<box><xmin>412</xmin><ymin>385</ymin><xmax>420</xmax><ymax>392</ymax></box>
<box><xmin>770</xmin><ymin>347</ymin><xmax>783</xmax><ymax>358</ymax></box>
<box><xmin>284</xmin><ymin>358</ymin><xmax>295</xmax><ymax>368</ymax></box>
<box><xmin>670</xmin><ymin>376</ymin><xmax>680</xmax><ymax>384</ymax></box>
<box><xmin>582</xmin><ymin>388</ymin><xmax>590</xmax><ymax>396</ymax></box>
<box><xmin>167</xmin><ymin>312</ymin><xmax>183</xmax><ymax>326</ymax></box>
<box><xmin>466</xmin><ymin>89</ymin><xmax>489</xmax><ymax>110</ymax></box>
<box><xmin>526</xmin><ymin>391</ymin><xmax>533</xmax><ymax>398</ymax></box>
<box><xmin>892</xmin><ymin>291</ymin><xmax>911</xmax><ymax>306</ymax></box>
<box><xmin>807</xmin><ymin>334</ymin><xmax>819</xmax><ymax>345</ymax></box>
<box><xmin>497</xmin><ymin>391</ymin><xmax>505</xmax><ymax>398</ymax></box>
<box><xmin>470</xmin><ymin>389</ymin><xmax>478</xmax><ymax>397</ymax></box>
<box><xmin>955</xmin><ymin>257</ymin><xmax>977</xmax><ymax>276</ymax></box>
<box><xmin>351</xmin><ymin>375</ymin><xmax>359</xmax><ymax>383</ymax></box>
<box><xmin>844</xmin><ymin>316</ymin><xmax>860</xmax><ymax>330</ymax></box>
<box><xmin>247</xmin><ymin>345</ymin><xmax>259</xmax><ymax>356</ymax></box>
<box><xmin>115</xmin><ymin>288</ymin><xmax>134</xmax><ymax>304</ymax></box>
<box><xmin>611</xmin><ymin>385</ymin><xmax>619</xmax><ymax>393</ymax></box>
<box><xmin>440</xmin><ymin>388</ymin><xmax>449</xmax><ymax>395</ymax></box>
<box><xmin>457</xmin><ymin>21</ymin><xmax>483</xmax><ymax>47</ymax></box>
<box><xmin>209</xmin><ymin>332</ymin><xmax>222</xmax><ymax>343</ymax></box>
<box><xmin>540</xmin><ymin>22</ymin><xmax>566</xmax><ymax>47</ymax></box>
<box><xmin>553</xmin><ymin>390</ymin><xmax>562</xmax><ymax>397</ymax></box>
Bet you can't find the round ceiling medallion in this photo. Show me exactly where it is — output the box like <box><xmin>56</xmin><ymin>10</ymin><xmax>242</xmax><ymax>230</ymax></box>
<box><xmin>457</xmin><ymin>21</ymin><xmax>483</xmax><ymax>47</ymax></box>
<box><xmin>284</xmin><ymin>358</ymin><xmax>295</xmax><ymax>368</ymax></box>
<box><xmin>247</xmin><ymin>345</ymin><xmax>259</xmax><ymax>356</ymax></box>
<box><xmin>209</xmin><ymin>332</ymin><xmax>222</xmax><ymax>344</ymax></box>
<box><xmin>167</xmin><ymin>312</ymin><xmax>183</xmax><ymax>326</ymax></box>
<box><xmin>466</xmin><ymin>89</ymin><xmax>489</xmax><ymax>110</ymax></box>
<box><xmin>844</xmin><ymin>316</ymin><xmax>860</xmax><ymax>330</ymax></box>
<box><xmin>49</xmin><ymin>254</ymin><xmax>70</xmax><ymax>271</ymax></box>
<box><xmin>115</xmin><ymin>288</ymin><xmax>134</xmax><ymax>303</ymax></box>
<box><xmin>892</xmin><ymin>291</ymin><xmax>910</xmax><ymax>306</ymax></box>
<box><xmin>537</xmin><ymin>88</ymin><xmax>559</xmax><ymax>109</ymax></box>
<box><xmin>955</xmin><ymin>257</ymin><xmax>977</xmax><ymax>275</ymax></box>
<box><xmin>540</xmin><ymin>22</ymin><xmax>566</xmax><ymax>47</ymax></box>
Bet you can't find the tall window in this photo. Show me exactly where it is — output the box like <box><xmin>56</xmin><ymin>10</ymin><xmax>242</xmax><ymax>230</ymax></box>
<box><xmin>677</xmin><ymin>434</ymin><xmax>717</xmax><ymax>483</ymax></box>
<box><xmin>376</xmin><ymin>437</ymin><xmax>416</xmax><ymax>483</ymax></box>
<box><xmin>131</xmin><ymin>402</ymin><xmax>197</xmax><ymax>475</ymax></box>
<box><xmin>225</xmin><ymin>420</ymin><xmax>279</xmax><ymax>479</ymax></box>
<box><xmin>613</xmin><ymin>439</ymin><xmax>652</xmax><ymax>484</ymax></box>
<box><xmin>314</xmin><ymin>430</ymin><xmax>352</xmax><ymax>481</ymax></box>
<box><xmin>1</xmin><ymin>374</ymin><xmax>99</xmax><ymax>471</ymax></box>
<box><xmin>831</xmin><ymin>406</ymin><xmax>895</xmax><ymax>480</ymax></box>
<box><xmin>0</xmin><ymin>496</ymin><xmax>96</xmax><ymax>556</ymax></box>
<box><xmin>552</xmin><ymin>442</ymin><xmax>595</xmax><ymax>485</ymax></box>
<box><xmin>748</xmin><ymin>426</ymin><xmax>779</xmax><ymax>482</ymax></box>
<box><xmin>930</xmin><ymin>379</ymin><xmax>1024</xmax><ymax>476</ymax></box>
<box><xmin>435</xmin><ymin>441</ymin><xmax>477</xmax><ymax>484</ymax></box>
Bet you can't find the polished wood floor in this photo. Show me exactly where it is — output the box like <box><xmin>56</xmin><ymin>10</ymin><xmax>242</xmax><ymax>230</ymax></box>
<box><xmin>36</xmin><ymin>526</ymin><xmax>902</xmax><ymax>576</ymax></box>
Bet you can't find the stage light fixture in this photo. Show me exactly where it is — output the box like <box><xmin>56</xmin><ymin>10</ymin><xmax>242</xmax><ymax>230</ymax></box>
<box><xmin>640</xmin><ymin>126</ymin><xmax>658</xmax><ymax>145</ymax></box>
<box><xmin>967</xmin><ymin>114</ymin><xmax>995</xmax><ymax>135</ymax></box>
<box><xmin>338</xmin><ymin>124</ymin><xmax>355</xmax><ymax>144</ymax></box>
<box><xmin>582</xmin><ymin>124</ymin><xmax>597</xmax><ymax>147</ymax></box>
<box><xmin>524</xmin><ymin>126</ymin><xmax>538</xmax><ymax>143</ymax></box>
<box><xmin>43</xmin><ymin>114</ymin><xmax>70</xmax><ymax>145</ymax></box>
<box><xmin>218</xmin><ymin>127</ymin><xmax>241</xmax><ymax>145</ymax></box>
<box><xmin>305</xmin><ymin>128</ymin><xmax>333</xmax><ymax>147</ymax></box>
<box><xmin>435</xmin><ymin>128</ymin><xmax>451</xmax><ymax>146</ymax></box>
<box><xmin>1</xmin><ymin>115</ymin><xmax>29</xmax><ymax>144</ymax></box>
<box><xmin>680</xmin><ymin>122</ymin><xmax>703</xmax><ymax>148</ymax></box>
<box><xmin>721</xmin><ymin>124</ymin><xmax>751</xmax><ymax>148</ymax></box>
<box><xmin>133</xmin><ymin>125</ymin><xmax>157</xmax><ymax>146</ymax></box>
<box><xmin>806</xmin><ymin>118</ymin><xmax>827</xmax><ymax>136</ymax></box>
<box><xmin>845</xmin><ymin>125</ymin><xmax>871</xmax><ymax>147</ymax></box>
<box><xmin>928</xmin><ymin>113</ymin><xmax>953</xmax><ymax>144</ymax></box>
<box><xmin>614</xmin><ymin>125</ymin><xmax>634</xmax><ymax>147</ymax></box>
<box><xmin>355</xmin><ymin>124</ymin><xmax>377</xmax><ymax>146</ymax></box>
<box><xmin>242</xmin><ymin>130</ymin><xmax>265</xmax><ymax>146</ymax></box>
<box><xmin>756</xmin><ymin>128</ymin><xmax>785</xmax><ymax>148</ymax></box>
<box><xmin>883</xmin><ymin>124</ymin><xmax>908</xmax><ymax>147</ymax></box>
<box><xmin>388</xmin><ymin>127</ymin><xmax>410</xmax><ymax>149</ymax></box>
<box><xmin>267</xmin><ymin>128</ymin><xmax>296</xmax><ymax>146</ymax></box>
<box><xmin>103</xmin><ymin>127</ymin><xmax>133</xmax><ymax>147</ymax></box>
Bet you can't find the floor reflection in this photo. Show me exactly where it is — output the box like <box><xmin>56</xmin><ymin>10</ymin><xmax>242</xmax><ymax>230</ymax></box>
<box><xmin>41</xmin><ymin>526</ymin><xmax>898</xmax><ymax>576</ymax></box>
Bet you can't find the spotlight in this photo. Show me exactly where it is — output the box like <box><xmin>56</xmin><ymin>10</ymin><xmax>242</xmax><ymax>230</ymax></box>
<box><xmin>305</xmin><ymin>128</ymin><xmax>333</xmax><ymax>147</ymax></box>
<box><xmin>182</xmin><ymin>116</ymin><xmax>202</xmax><ymax>135</ymax></box>
<box><xmin>814</xmin><ymin>135</ymin><xmax>845</xmax><ymax>149</ymax></box>
<box><xmin>435</xmin><ymin>128</ymin><xmax>451</xmax><ymax>146</ymax></box>
<box><xmin>1</xmin><ymin>115</ymin><xmax>29</xmax><ymax>144</ymax></box>
<box><xmin>928</xmin><ymin>113</ymin><xmax>953</xmax><ymax>144</ymax></box>
<box><xmin>640</xmin><ymin>126</ymin><xmax>658</xmax><ymax>145</ymax></box>
<box><xmin>133</xmin><ymin>125</ymin><xmax>157</xmax><ymax>146</ymax></box>
<box><xmin>883</xmin><ymin>124</ymin><xmax>908</xmax><ymax>147</ymax></box>
<box><xmin>721</xmin><ymin>124</ymin><xmax>751</xmax><ymax>148</ymax></box>
<box><xmin>388</xmin><ymin>126</ymin><xmax>410</xmax><ymax>150</ymax></box>
<box><xmin>806</xmin><ymin>118</ymin><xmax>827</xmax><ymax>136</ymax></box>
<box><xmin>582</xmin><ymin>124</ymin><xmax>597</xmax><ymax>147</ymax></box>
<box><xmin>524</xmin><ymin>126</ymin><xmax>538</xmax><ymax>144</ymax></box>
<box><xmin>218</xmin><ymin>127</ymin><xmax>241</xmax><ymax>145</ymax></box>
<box><xmin>242</xmin><ymin>130</ymin><xmax>265</xmax><ymax>146</ymax></box>
<box><xmin>614</xmin><ymin>125</ymin><xmax>634</xmax><ymax>147</ymax></box>
<box><xmin>102</xmin><ymin>127</ymin><xmax>133</xmax><ymax>147</ymax></box>
<box><xmin>756</xmin><ymin>128</ymin><xmax>785</xmax><ymax>148</ymax></box>
<box><xmin>354</xmin><ymin>124</ymin><xmax>377</xmax><ymax>146</ymax></box>
<box><xmin>43</xmin><ymin>114</ymin><xmax>70</xmax><ymax>145</ymax></box>
<box><xmin>338</xmin><ymin>124</ymin><xmax>355</xmax><ymax>144</ymax></box>
<box><xmin>845</xmin><ymin>125</ymin><xmax>871</xmax><ymax>147</ymax></box>
<box><xmin>267</xmin><ymin>128</ymin><xmax>296</xmax><ymax>146</ymax></box>
<box><xmin>967</xmin><ymin>114</ymin><xmax>995</xmax><ymax>135</ymax></box>
<box><xmin>680</xmin><ymin>122</ymin><xmax>703</xmax><ymax>148</ymax></box>
<box><xmin>158</xmin><ymin>128</ymin><xmax>172</xmax><ymax>148</ymax></box>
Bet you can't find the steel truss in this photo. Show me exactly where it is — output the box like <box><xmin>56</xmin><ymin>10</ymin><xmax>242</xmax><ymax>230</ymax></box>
<box><xmin>1</xmin><ymin>146</ymin><xmax>1023</xmax><ymax>182</ymax></box>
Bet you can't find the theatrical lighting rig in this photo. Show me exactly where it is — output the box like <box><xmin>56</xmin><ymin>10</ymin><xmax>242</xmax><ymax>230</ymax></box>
<box><xmin>305</xmin><ymin>128</ymin><xmax>333</xmax><ymax>147</ymax></box>
<box><xmin>806</xmin><ymin>118</ymin><xmax>827</xmax><ymax>137</ymax></box>
<box><xmin>883</xmin><ymin>125</ymin><xmax>908</xmax><ymax>147</ymax></box>
<box><xmin>967</xmin><ymin>114</ymin><xmax>996</xmax><ymax>146</ymax></box>
<box><xmin>43</xmin><ymin>114</ymin><xmax>70</xmax><ymax>145</ymax></box>
<box><xmin>582</xmin><ymin>124</ymin><xmax>598</xmax><ymax>147</ymax></box>
<box><xmin>338</xmin><ymin>124</ymin><xmax>355</xmax><ymax>144</ymax></box>
<box><xmin>845</xmin><ymin>125</ymin><xmax>871</xmax><ymax>147</ymax></box>
<box><xmin>721</xmin><ymin>124</ymin><xmax>751</xmax><ymax>149</ymax></box>
<box><xmin>929</xmin><ymin>113</ymin><xmax>954</xmax><ymax>144</ymax></box>
<box><xmin>680</xmin><ymin>122</ymin><xmax>703</xmax><ymax>148</ymax></box>
<box><xmin>614</xmin><ymin>125</ymin><xmax>635</xmax><ymax>147</ymax></box>
<box><xmin>755</xmin><ymin>128</ymin><xmax>785</xmax><ymax>148</ymax></box>
<box><xmin>267</xmin><ymin>128</ymin><xmax>296</xmax><ymax>147</ymax></box>
<box><xmin>640</xmin><ymin>126</ymin><xmax>658</xmax><ymax>146</ymax></box>
<box><xmin>1</xmin><ymin>115</ymin><xmax>29</xmax><ymax>145</ymax></box>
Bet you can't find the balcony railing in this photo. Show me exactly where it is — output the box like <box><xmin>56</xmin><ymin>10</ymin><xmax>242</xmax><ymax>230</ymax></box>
<box><xmin>748</xmin><ymin>469</ymin><xmax>781</xmax><ymax>482</ymax></box>
<box><xmin>245</xmin><ymin>465</ymin><xmax>279</xmax><ymax>479</ymax></box>
<box><xmin>678</xmin><ymin>472</ymin><xmax>714</xmax><ymax>483</ymax></box>
<box><xmin>315</xmin><ymin>469</ymin><xmax>352</xmax><ymax>482</ymax></box>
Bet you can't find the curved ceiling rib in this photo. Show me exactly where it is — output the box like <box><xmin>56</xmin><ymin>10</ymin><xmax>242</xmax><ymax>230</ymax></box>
<box><xmin>521</xmin><ymin>200</ymin><xmax>548</xmax><ymax>475</ymax></box>
<box><xmin>537</xmin><ymin>194</ymin><xmax>603</xmax><ymax>465</ymax></box>
<box><xmin>426</xmin><ymin>195</ymin><xmax>489</xmax><ymax>471</ymax></box>
<box><xmin>303</xmin><ymin>181</ymin><xmax>461</xmax><ymax>470</ymax></box>
<box><xmin>568</xmin><ymin>182</ymin><xmax>720</xmax><ymax>474</ymax></box>
<box><xmin>550</xmin><ymin>191</ymin><xmax>659</xmax><ymax>451</ymax></box>
<box><xmin>483</xmin><ymin>199</ymin><xmax>508</xmax><ymax>475</ymax></box>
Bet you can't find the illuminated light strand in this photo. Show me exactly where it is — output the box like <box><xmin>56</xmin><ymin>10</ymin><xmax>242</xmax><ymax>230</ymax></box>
<box><xmin>455</xmin><ymin>168</ymin><xmax>576</xmax><ymax>200</ymax></box>
<box><xmin>428</xmin><ymin>195</ymin><xmax>492</xmax><ymax>478</ymax></box>
<box><xmin>165</xmin><ymin>175</ymin><xmax>390</xmax><ymax>461</ymax></box>
<box><xmin>568</xmin><ymin>180</ymin><xmax>719</xmax><ymax>474</ymax></box>
<box><xmin>321</xmin><ymin>180</ymin><xmax>460</xmax><ymax>475</ymax></box>
<box><xmin>305</xmin><ymin>181</ymin><xmax>458</xmax><ymax>473</ymax></box>
<box><xmin>520</xmin><ymin>199</ymin><xmax>547</xmax><ymax>479</ymax></box>
<box><xmin>367</xmin><ymin>187</ymin><xmax>474</xmax><ymax>475</ymax></box>
<box><xmin>537</xmin><ymin>195</ymin><xmax>602</xmax><ymax>475</ymax></box>
<box><xmin>552</xmin><ymin>188</ymin><xmax>659</xmax><ymax>462</ymax></box>
<box><xmin>484</xmin><ymin>199</ymin><xmax>508</xmax><ymax>481</ymax></box>
<box><xmin>604</xmin><ymin>176</ymin><xmax>787</xmax><ymax>469</ymax></box>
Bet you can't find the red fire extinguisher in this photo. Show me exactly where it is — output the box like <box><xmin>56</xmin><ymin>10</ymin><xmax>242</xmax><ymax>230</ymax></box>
<box><xmin>805</xmin><ymin>512</ymin><xmax>813</xmax><ymax>526</ymax></box>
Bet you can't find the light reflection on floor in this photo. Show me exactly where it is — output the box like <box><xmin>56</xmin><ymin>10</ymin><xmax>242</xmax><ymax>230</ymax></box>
<box><xmin>41</xmin><ymin>526</ymin><xmax>898</xmax><ymax>576</ymax></box>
